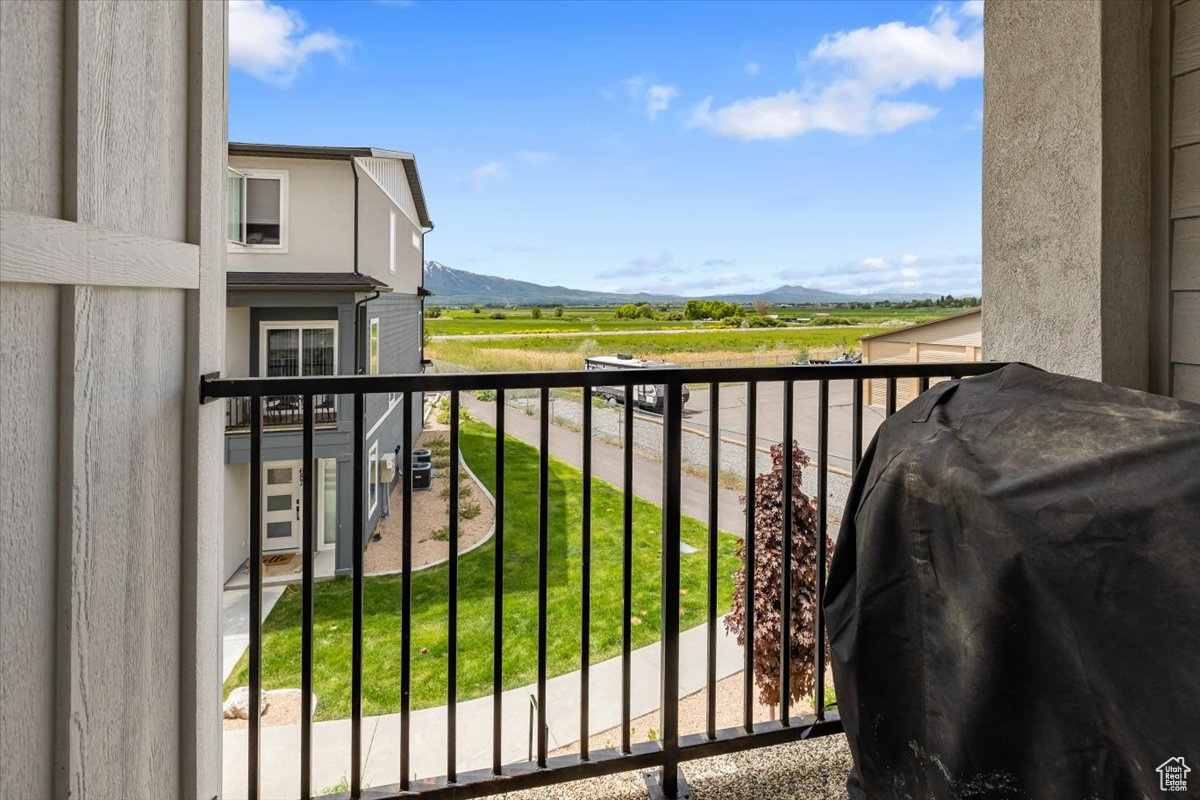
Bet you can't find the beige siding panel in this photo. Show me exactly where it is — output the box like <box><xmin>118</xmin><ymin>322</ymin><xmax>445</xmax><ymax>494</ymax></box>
<box><xmin>0</xmin><ymin>284</ymin><xmax>58</xmax><ymax>800</ymax></box>
<box><xmin>864</xmin><ymin>311</ymin><xmax>981</xmax><ymax>346</ymax></box>
<box><xmin>73</xmin><ymin>1</ymin><xmax>188</xmax><ymax>241</ymax></box>
<box><xmin>356</xmin><ymin>171</ymin><xmax>423</xmax><ymax>291</ymax></box>
<box><xmin>62</xmin><ymin>286</ymin><xmax>185</xmax><ymax>799</ymax></box>
<box><xmin>1174</xmin><ymin>70</ymin><xmax>1200</xmax><ymax>147</ymax></box>
<box><xmin>1173</xmin><ymin>144</ymin><xmax>1200</xmax><ymax>218</ymax></box>
<box><xmin>1174</xmin><ymin>363</ymin><xmax>1200</xmax><ymax>402</ymax></box>
<box><xmin>915</xmin><ymin>344</ymin><xmax>973</xmax><ymax>362</ymax></box>
<box><xmin>1175</xmin><ymin>218</ymin><xmax>1200</xmax><ymax>290</ymax></box>
<box><xmin>1171</xmin><ymin>290</ymin><xmax>1200</xmax><ymax>363</ymax></box>
<box><xmin>1177</xmin><ymin>0</ymin><xmax>1200</xmax><ymax>76</ymax></box>
<box><xmin>0</xmin><ymin>0</ymin><xmax>62</xmax><ymax>217</ymax></box>
<box><xmin>864</xmin><ymin>340</ymin><xmax>910</xmax><ymax>360</ymax></box>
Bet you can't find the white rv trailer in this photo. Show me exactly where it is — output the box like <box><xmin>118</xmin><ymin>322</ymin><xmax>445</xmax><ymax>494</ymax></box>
<box><xmin>584</xmin><ymin>354</ymin><xmax>691</xmax><ymax>412</ymax></box>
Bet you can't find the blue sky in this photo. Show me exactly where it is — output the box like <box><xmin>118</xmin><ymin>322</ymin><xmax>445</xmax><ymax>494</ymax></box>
<box><xmin>229</xmin><ymin>0</ymin><xmax>985</xmax><ymax>297</ymax></box>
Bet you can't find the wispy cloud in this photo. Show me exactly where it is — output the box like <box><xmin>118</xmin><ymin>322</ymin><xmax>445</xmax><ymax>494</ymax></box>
<box><xmin>625</xmin><ymin>76</ymin><xmax>680</xmax><ymax>120</ymax></box>
<box><xmin>519</xmin><ymin>150</ymin><xmax>554</xmax><ymax>165</ymax></box>
<box><xmin>776</xmin><ymin>254</ymin><xmax>981</xmax><ymax>295</ymax></box>
<box><xmin>465</xmin><ymin>161</ymin><xmax>506</xmax><ymax>192</ymax></box>
<box><xmin>702</xmin><ymin>258</ymin><xmax>736</xmax><ymax>268</ymax></box>
<box><xmin>595</xmin><ymin>253</ymin><xmax>681</xmax><ymax>279</ymax></box>
<box><xmin>229</xmin><ymin>0</ymin><xmax>349</xmax><ymax>87</ymax></box>
<box><xmin>744</xmin><ymin>61</ymin><xmax>761</xmax><ymax>76</ymax></box>
<box><xmin>609</xmin><ymin>271</ymin><xmax>758</xmax><ymax>297</ymax></box>
<box><xmin>689</xmin><ymin>2</ymin><xmax>982</xmax><ymax>139</ymax></box>
<box><xmin>492</xmin><ymin>242</ymin><xmax>554</xmax><ymax>253</ymax></box>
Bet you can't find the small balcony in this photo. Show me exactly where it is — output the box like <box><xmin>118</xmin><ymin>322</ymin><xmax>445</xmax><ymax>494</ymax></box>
<box><xmin>225</xmin><ymin>394</ymin><xmax>338</xmax><ymax>432</ymax></box>
<box><xmin>203</xmin><ymin>361</ymin><xmax>1002</xmax><ymax>800</ymax></box>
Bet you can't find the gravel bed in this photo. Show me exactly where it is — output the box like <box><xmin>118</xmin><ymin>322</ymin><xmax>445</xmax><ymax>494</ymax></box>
<box><xmin>505</xmin><ymin>392</ymin><xmax>854</xmax><ymax>532</ymax></box>
<box><xmin>496</xmin><ymin>735</ymin><xmax>852</xmax><ymax>799</ymax></box>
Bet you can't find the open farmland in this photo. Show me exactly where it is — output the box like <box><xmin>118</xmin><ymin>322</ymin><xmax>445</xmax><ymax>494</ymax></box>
<box><xmin>427</xmin><ymin>325</ymin><xmax>890</xmax><ymax>372</ymax></box>
<box><xmin>425</xmin><ymin>305</ymin><xmax>959</xmax><ymax>337</ymax></box>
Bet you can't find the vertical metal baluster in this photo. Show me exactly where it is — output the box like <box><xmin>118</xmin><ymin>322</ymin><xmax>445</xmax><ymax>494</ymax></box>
<box><xmin>659</xmin><ymin>382</ymin><xmax>683</xmax><ymax>797</ymax></box>
<box><xmin>743</xmin><ymin>381</ymin><xmax>757</xmax><ymax>733</ymax></box>
<box><xmin>401</xmin><ymin>390</ymin><xmax>413</xmax><ymax>790</ymax></box>
<box><xmin>492</xmin><ymin>390</ymin><xmax>505</xmax><ymax>776</ymax></box>
<box><xmin>852</xmin><ymin>379</ymin><xmax>863</xmax><ymax>474</ymax></box>
<box><xmin>706</xmin><ymin>383</ymin><xmax>719</xmax><ymax>741</ymax></box>
<box><xmin>816</xmin><ymin>380</ymin><xmax>829</xmax><ymax>719</ymax></box>
<box><xmin>622</xmin><ymin>383</ymin><xmax>634</xmax><ymax>753</ymax></box>
<box><xmin>448</xmin><ymin>391</ymin><xmax>460</xmax><ymax>782</ymax></box>
<box><xmin>248</xmin><ymin>396</ymin><xmax>262</xmax><ymax>800</ymax></box>
<box><xmin>301</xmin><ymin>395</ymin><xmax>315</xmax><ymax>799</ymax></box>
<box><xmin>886</xmin><ymin>378</ymin><xmax>897</xmax><ymax>417</ymax></box>
<box><xmin>581</xmin><ymin>387</ymin><xmax>592</xmax><ymax>761</ymax></box>
<box><xmin>780</xmin><ymin>381</ymin><xmax>794</xmax><ymax>725</ymax></box>
<box><xmin>351</xmin><ymin>393</ymin><xmax>365</xmax><ymax>798</ymax></box>
<box><xmin>537</xmin><ymin>387</ymin><xmax>550</xmax><ymax>768</ymax></box>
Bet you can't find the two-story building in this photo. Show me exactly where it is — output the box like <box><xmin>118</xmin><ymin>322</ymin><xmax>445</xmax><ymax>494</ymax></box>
<box><xmin>222</xmin><ymin>143</ymin><xmax>432</xmax><ymax>583</ymax></box>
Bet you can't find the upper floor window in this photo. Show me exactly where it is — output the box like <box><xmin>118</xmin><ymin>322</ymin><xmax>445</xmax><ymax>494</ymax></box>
<box><xmin>369</xmin><ymin>318</ymin><xmax>380</xmax><ymax>375</ymax></box>
<box><xmin>227</xmin><ymin>168</ymin><xmax>288</xmax><ymax>251</ymax></box>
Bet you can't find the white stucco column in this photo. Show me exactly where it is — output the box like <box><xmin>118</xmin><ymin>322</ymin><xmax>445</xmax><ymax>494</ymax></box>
<box><xmin>982</xmin><ymin>0</ymin><xmax>1152</xmax><ymax>389</ymax></box>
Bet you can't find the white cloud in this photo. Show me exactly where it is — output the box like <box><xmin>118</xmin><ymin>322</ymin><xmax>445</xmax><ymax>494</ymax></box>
<box><xmin>960</xmin><ymin>0</ymin><xmax>985</xmax><ymax>20</ymax></box>
<box><xmin>465</xmin><ymin>161</ymin><xmax>506</xmax><ymax>191</ymax></box>
<box><xmin>519</xmin><ymin>150</ymin><xmax>554</xmax><ymax>165</ymax></box>
<box><xmin>625</xmin><ymin>76</ymin><xmax>679</xmax><ymax>120</ymax></box>
<box><xmin>689</xmin><ymin>2</ymin><xmax>981</xmax><ymax>139</ymax></box>
<box><xmin>229</xmin><ymin>0</ymin><xmax>348</xmax><ymax>87</ymax></box>
<box><xmin>744</xmin><ymin>61</ymin><xmax>761</xmax><ymax>76</ymax></box>
<box><xmin>777</xmin><ymin>254</ymin><xmax>981</xmax><ymax>295</ymax></box>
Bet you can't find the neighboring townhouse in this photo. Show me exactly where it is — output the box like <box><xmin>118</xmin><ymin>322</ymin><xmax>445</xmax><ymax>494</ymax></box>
<box><xmin>222</xmin><ymin>143</ymin><xmax>433</xmax><ymax>583</ymax></box>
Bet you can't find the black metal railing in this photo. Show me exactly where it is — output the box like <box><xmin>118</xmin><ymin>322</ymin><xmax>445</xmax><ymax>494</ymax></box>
<box><xmin>225</xmin><ymin>394</ymin><xmax>337</xmax><ymax>430</ymax></box>
<box><xmin>201</xmin><ymin>361</ymin><xmax>1008</xmax><ymax>800</ymax></box>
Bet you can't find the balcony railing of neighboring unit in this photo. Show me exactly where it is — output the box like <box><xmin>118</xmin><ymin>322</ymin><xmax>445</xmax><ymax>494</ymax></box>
<box><xmin>201</xmin><ymin>361</ymin><xmax>1008</xmax><ymax>800</ymax></box>
<box><xmin>226</xmin><ymin>394</ymin><xmax>337</xmax><ymax>431</ymax></box>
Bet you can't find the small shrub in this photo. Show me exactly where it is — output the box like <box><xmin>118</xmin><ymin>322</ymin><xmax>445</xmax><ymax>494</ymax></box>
<box><xmin>471</xmin><ymin>305</ymin><xmax>482</xmax><ymax>314</ymax></box>
<box><xmin>429</xmin><ymin>525</ymin><xmax>450</xmax><ymax>542</ymax></box>
<box><xmin>489</xmin><ymin>312</ymin><xmax>507</xmax><ymax>320</ymax></box>
<box><xmin>553</xmin><ymin>306</ymin><xmax>564</xmax><ymax>317</ymax></box>
<box><xmin>459</xmin><ymin>499</ymin><xmax>482</xmax><ymax>520</ymax></box>
<box><xmin>530</xmin><ymin>307</ymin><xmax>543</xmax><ymax>319</ymax></box>
<box><xmin>426</xmin><ymin>306</ymin><xmax>443</xmax><ymax>319</ymax></box>
<box><xmin>431</xmin><ymin>454</ymin><xmax>451</xmax><ymax>470</ymax></box>
<box><xmin>475</xmin><ymin>388</ymin><xmax>496</xmax><ymax>402</ymax></box>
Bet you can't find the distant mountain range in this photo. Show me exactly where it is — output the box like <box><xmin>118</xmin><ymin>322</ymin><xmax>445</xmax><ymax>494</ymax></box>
<box><xmin>422</xmin><ymin>261</ymin><xmax>939</xmax><ymax>306</ymax></box>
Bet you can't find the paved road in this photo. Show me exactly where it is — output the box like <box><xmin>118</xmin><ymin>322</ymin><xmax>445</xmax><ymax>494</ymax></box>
<box><xmin>462</xmin><ymin>394</ymin><xmax>749</xmax><ymax>535</ymax></box>
<box><xmin>678</xmin><ymin>379</ymin><xmax>886</xmax><ymax>473</ymax></box>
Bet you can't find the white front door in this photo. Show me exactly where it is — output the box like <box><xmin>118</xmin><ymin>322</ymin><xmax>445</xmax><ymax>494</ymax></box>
<box><xmin>263</xmin><ymin>460</ymin><xmax>302</xmax><ymax>551</ymax></box>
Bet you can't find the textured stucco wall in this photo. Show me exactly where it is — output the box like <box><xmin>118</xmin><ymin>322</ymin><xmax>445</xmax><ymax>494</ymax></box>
<box><xmin>983</xmin><ymin>0</ymin><xmax>1151</xmax><ymax>388</ymax></box>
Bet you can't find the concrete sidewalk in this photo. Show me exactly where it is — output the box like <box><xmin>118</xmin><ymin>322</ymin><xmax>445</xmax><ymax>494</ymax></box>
<box><xmin>222</xmin><ymin>617</ymin><xmax>746</xmax><ymax>799</ymax></box>
<box><xmin>222</xmin><ymin>587</ymin><xmax>286</xmax><ymax>681</ymax></box>
<box><xmin>462</xmin><ymin>394</ymin><xmax>748</xmax><ymax>536</ymax></box>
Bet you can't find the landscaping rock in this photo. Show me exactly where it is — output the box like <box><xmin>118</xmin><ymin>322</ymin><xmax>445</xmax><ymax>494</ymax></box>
<box><xmin>223</xmin><ymin>687</ymin><xmax>269</xmax><ymax>720</ymax></box>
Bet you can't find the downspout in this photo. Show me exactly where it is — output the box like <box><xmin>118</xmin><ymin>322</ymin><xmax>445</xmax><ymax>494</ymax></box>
<box><xmin>419</xmin><ymin>221</ymin><xmax>435</xmax><ymax>372</ymax></box>
<box><xmin>351</xmin><ymin>158</ymin><xmax>360</xmax><ymax>274</ymax></box>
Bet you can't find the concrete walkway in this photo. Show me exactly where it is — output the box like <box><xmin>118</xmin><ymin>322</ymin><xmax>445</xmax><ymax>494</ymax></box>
<box><xmin>223</xmin><ymin>617</ymin><xmax>746</xmax><ymax>799</ymax></box>
<box><xmin>462</xmin><ymin>394</ymin><xmax>748</xmax><ymax>536</ymax></box>
<box><xmin>222</xmin><ymin>586</ymin><xmax>286</xmax><ymax>681</ymax></box>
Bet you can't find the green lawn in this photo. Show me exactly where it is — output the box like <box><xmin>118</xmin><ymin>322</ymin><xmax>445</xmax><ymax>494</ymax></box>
<box><xmin>223</xmin><ymin>420</ymin><xmax>741</xmax><ymax>721</ymax></box>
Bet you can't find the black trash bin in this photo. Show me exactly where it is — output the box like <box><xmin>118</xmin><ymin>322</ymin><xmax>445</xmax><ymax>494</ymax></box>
<box><xmin>410</xmin><ymin>462</ymin><xmax>432</xmax><ymax>490</ymax></box>
<box><xmin>411</xmin><ymin>448</ymin><xmax>431</xmax><ymax>465</ymax></box>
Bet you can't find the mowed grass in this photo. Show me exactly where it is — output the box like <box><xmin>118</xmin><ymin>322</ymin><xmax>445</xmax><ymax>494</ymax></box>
<box><xmin>223</xmin><ymin>420</ymin><xmax>740</xmax><ymax>721</ymax></box>
<box><xmin>427</xmin><ymin>326</ymin><xmax>889</xmax><ymax>372</ymax></box>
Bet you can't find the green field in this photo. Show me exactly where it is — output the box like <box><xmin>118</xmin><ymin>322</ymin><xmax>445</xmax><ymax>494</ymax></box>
<box><xmin>427</xmin><ymin>326</ymin><xmax>890</xmax><ymax>372</ymax></box>
<box><xmin>426</xmin><ymin>305</ymin><xmax>961</xmax><ymax>337</ymax></box>
<box><xmin>223</xmin><ymin>420</ymin><xmax>740</xmax><ymax>721</ymax></box>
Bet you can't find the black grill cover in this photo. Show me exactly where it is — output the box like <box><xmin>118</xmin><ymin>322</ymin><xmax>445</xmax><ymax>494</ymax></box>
<box><xmin>825</xmin><ymin>364</ymin><xmax>1200</xmax><ymax>799</ymax></box>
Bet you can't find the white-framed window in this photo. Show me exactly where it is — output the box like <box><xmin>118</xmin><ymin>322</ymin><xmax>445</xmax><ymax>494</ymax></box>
<box><xmin>389</xmin><ymin>209</ymin><xmax>397</xmax><ymax>274</ymax></box>
<box><xmin>369</xmin><ymin>318</ymin><xmax>380</xmax><ymax>375</ymax></box>
<box><xmin>368</xmin><ymin>441</ymin><xmax>379</xmax><ymax>514</ymax></box>
<box><xmin>227</xmin><ymin>168</ymin><xmax>288</xmax><ymax>251</ymax></box>
<box><xmin>259</xmin><ymin>321</ymin><xmax>337</xmax><ymax>419</ymax></box>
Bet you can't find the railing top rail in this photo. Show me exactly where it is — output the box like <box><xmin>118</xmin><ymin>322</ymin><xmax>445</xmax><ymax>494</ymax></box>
<box><xmin>201</xmin><ymin>361</ymin><xmax>1013</xmax><ymax>401</ymax></box>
